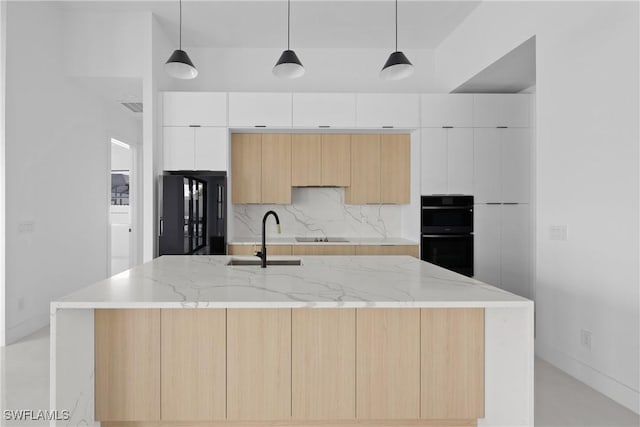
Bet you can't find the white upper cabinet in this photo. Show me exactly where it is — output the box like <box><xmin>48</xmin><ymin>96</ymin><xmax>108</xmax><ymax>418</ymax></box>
<box><xmin>420</xmin><ymin>94</ymin><xmax>473</xmax><ymax>128</ymax></box>
<box><xmin>163</xmin><ymin>92</ymin><xmax>227</xmax><ymax>127</ymax></box>
<box><xmin>473</xmin><ymin>94</ymin><xmax>530</xmax><ymax>128</ymax></box>
<box><xmin>356</xmin><ymin>94</ymin><xmax>420</xmax><ymax>128</ymax></box>
<box><xmin>228</xmin><ymin>92</ymin><xmax>292</xmax><ymax>128</ymax></box>
<box><xmin>447</xmin><ymin>128</ymin><xmax>474</xmax><ymax>195</ymax></box>
<box><xmin>473</xmin><ymin>129</ymin><xmax>501</xmax><ymax>203</ymax></box>
<box><xmin>501</xmin><ymin>129</ymin><xmax>530</xmax><ymax>203</ymax></box>
<box><xmin>194</xmin><ymin>127</ymin><xmax>228</xmax><ymax>171</ymax></box>
<box><xmin>421</xmin><ymin>128</ymin><xmax>447</xmax><ymax>195</ymax></box>
<box><xmin>163</xmin><ymin>127</ymin><xmax>196</xmax><ymax>171</ymax></box>
<box><xmin>473</xmin><ymin>204</ymin><xmax>502</xmax><ymax>287</ymax></box>
<box><xmin>292</xmin><ymin>93</ymin><xmax>356</xmax><ymax>128</ymax></box>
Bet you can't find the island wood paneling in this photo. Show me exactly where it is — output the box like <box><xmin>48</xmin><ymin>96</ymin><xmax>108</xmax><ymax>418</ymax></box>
<box><xmin>381</xmin><ymin>134</ymin><xmax>411</xmax><ymax>204</ymax></box>
<box><xmin>292</xmin><ymin>134</ymin><xmax>322</xmax><ymax>186</ymax></box>
<box><xmin>355</xmin><ymin>245</ymin><xmax>419</xmax><ymax>258</ymax></box>
<box><xmin>421</xmin><ymin>308</ymin><xmax>485</xmax><ymax>419</ymax></box>
<box><xmin>226</xmin><ymin>309</ymin><xmax>292</xmax><ymax>420</ymax></box>
<box><xmin>321</xmin><ymin>134</ymin><xmax>351</xmax><ymax>186</ymax></box>
<box><xmin>356</xmin><ymin>308</ymin><xmax>421</xmax><ymax>420</ymax></box>
<box><xmin>292</xmin><ymin>245</ymin><xmax>356</xmax><ymax>256</ymax></box>
<box><xmin>102</xmin><ymin>419</ymin><xmax>476</xmax><ymax>427</ymax></box>
<box><xmin>227</xmin><ymin>244</ymin><xmax>292</xmax><ymax>256</ymax></box>
<box><xmin>231</xmin><ymin>134</ymin><xmax>262</xmax><ymax>204</ymax></box>
<box><xmin>95</xmin><ymin>309</ymin><xmax>160</xmax><ymax>421</ymax></box>
<box><xmin>345</xmin><ymin>134</ymin><xmax>381</xmax><ymax>204</ymax></box>
<box><xmin>292</xmin><ymin>309</ymin><xmax>356</xmax><ymax>420</ymax></box>
<box><xmin>160</xmin><ymin>309</ymin><xmax>226</xmax><ymax>420</ymax></box>
<box><xmin>261</xmin><ymin>134</ymin><xmax>292</xmax><ymax>204</ymax></box>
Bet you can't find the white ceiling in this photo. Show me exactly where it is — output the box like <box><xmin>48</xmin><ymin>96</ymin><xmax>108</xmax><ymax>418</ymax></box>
<box><xmin>61</xmin><ymin>1</ymin><xmax>481</xmax><ymax>49</ymax></box>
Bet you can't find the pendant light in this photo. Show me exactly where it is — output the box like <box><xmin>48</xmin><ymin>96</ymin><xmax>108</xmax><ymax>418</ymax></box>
<box><xmin>273</xmin><ymin>0</ymin><xmax>305</xmax><ymax>79</ymax></box>
<box><xmin>380</xmin><ymin>0</ymin><xmax>414</xmax><ymax>80</ymax></box>
<box><xmin>165</xmin><ymin>0</ymin><xmax>198</xmax><ymax>79</ymax></box>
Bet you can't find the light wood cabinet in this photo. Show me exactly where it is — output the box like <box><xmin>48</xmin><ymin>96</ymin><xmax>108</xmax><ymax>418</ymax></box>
<box><xmin>95</xmin><ymin>309</ymin><xmax>160</xmax><ymax>422</ymax></box>
<box><xmin>231</xmin><ymin>133</ymin><xmax>262</xmax><ymax>203</ymax></box>
<box><xmin>226</xmin><ymin>309</ymin><xmax>292</xmax><ymax>420</ymax></box>
<box><xmin>321</xmin><ymin>134</ymin><xmax>351</xmax><ymax>186</ymax></box>
<box><xmin>421</xmin><ymin>308</ymin><xmax>485</xmax><ymax>419</ymax></box>
<box><xmin>292</xmin><ymin>309</ymin><xmax>356</xmax><ymax>420</ymax></box>
<box><xmin>227</xmin><ymin>244</ymin><xmax>292</xmax><ymax>256</ymax></box>
<box><xmin>291</xmin><ymin>134</ymin><xmax>322</xmax><ymax>186</ymax></box>
<box><xmin>381</xmin><ymin>134</ymin><xmax>410</xmax><ymax>204</ymax></box>
<box><xmin>160</xmin><ymin>309</ymin><xmax>226</xmax><ymax>420</ymax></box>
<box><xmin>355</xmin><ymin>245</ymin><xmax>419</xmax><ymax>258</ymax></box>
<box><xmin>345</xmin><ymin>134</ymin><xmax>381</xmax><ymax>204</ymax></box>
<box><xmin>292</xmin><ymin>245</ymin><xmax>356</xmax><ymax>255</ymax></box>
<box><xmin>261</xmin><ymin>134</ymin><xmax>292</xmax><ymax>204</ymax></box>
<box><xmin>356</xmin><ymin>308</ymin><xmax>421</xmax><ymax>419</ymax></box>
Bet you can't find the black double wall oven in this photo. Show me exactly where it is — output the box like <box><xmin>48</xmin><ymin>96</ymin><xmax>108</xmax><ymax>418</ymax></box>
<box><xmin>421</xmin><ymin>195</ymin><xmax>474</xmax><ymax>277</ymax></box>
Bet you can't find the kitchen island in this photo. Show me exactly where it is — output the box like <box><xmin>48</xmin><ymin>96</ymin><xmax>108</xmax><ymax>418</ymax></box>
<box><xmin>51</xmin><ymin>255</ymin><xmax>533</xmax><ymax>427</ymax></box>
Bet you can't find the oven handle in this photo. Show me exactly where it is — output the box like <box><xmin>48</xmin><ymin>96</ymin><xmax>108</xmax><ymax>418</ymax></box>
<box><xmin>421</xmin><ymin>206</ymin><xmax>473</xmax><ymax>210</ymax></box>
<box><xmin>422</xmin><ymin>234</ymin><xmax>473</xmax><ymax>238</ymax></box>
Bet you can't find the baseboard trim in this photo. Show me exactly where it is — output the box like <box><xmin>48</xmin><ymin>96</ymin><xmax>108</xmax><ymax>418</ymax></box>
<box><xmin>536</xmin><ymin>341</ymin><xmax>639</xmax><ymax>414</ymax></box>
<box><xmin>102</xmin><ymin>421</ymin><xmax>476</xmax><ymax>427</ymax></box>
<box><xmin>6</xmin><ymin>313</ymin><xmax>49</xmax><ymax>344</ymax></box>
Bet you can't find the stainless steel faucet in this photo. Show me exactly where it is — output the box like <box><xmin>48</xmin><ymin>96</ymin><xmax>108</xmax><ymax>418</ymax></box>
<box><xmin>255</xmin><ymin>210</ymin><xmax>281</xmax><ymax>268</ymax></box>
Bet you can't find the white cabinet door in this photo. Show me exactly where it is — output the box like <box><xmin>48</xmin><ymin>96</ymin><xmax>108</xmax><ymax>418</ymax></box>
<box><xmin>163</xmin><ymin>92</ymin><xmax>227</xmax><ymax>126</ymax></box>
<box><xmin>473</xmin><ymin>94</ymin><xmax>530</xmax><ymax>128</ymax></box>
<box><xmin>194</xmin><ymin>128</ymin><xmax>228</xmax><ymax>171</ymax></box>
<box><xmin>420</xmin><ymin>128</ymin><xmax>447</xmax><ymax>195</ymax></box>
<box><xmin>473</xmin><ymin>204</ymin><xmax>501</xmax><ymax>286</ymax></box>
<box><xmin>356</xmin><ymin>94</ymin><xmax>420</xmax><ymax>128</ymax></box>
<box><xmin>228</xmin><ymin>92</ymin><xmax>292</xmax><ymax>127</ymax></box>
<box><xmin>420</xmin><ymin>94</ymin><xmax>473</xmax><ymax>128</ymax></box>
<box><xmin>473</xmin><ymin>129</ymin><xmax>501</xmax><ymax>203</ymax></box>
<box><xmin>163</xmin><ymin>127</ymin><xmax>195</xmax><ymax>171</ymax></box>
<box><xmin>292</xmin><ymin>93</ymin><xmax>356</xmax><ymax>127</ymax></box>
<box><xmin>501</xmin><ymin>129</ymin><xmax>530</xmax><ymax>203</ymax></box>
<box><xmin>447</xmin><ymin>128</ymin><xmax>474</xmax><ymax>195</ymax></box>
<box><xmin>501</xmin><ymin>204</ymin><xmax>530</xmax><ymax>298</ymax></box>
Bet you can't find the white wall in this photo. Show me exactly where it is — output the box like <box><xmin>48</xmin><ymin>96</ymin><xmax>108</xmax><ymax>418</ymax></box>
<box><xmin>159</xmin><ymin>47</ymin><xmax>436</xmax><ymax>93</ymax></box>
<box><xmin>437</xmin><ymin>1</ymin><xmax>639</xmax><ymax>413</ymax></box>
<box><xmin>4</xmin><ymin>3</ymin><xmax>141</xmax><ymax>343</ymax></box>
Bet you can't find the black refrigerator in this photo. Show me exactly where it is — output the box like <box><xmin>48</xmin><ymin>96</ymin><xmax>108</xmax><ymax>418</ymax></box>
<box><xmin>159</xmin><ymin>172</ymin><xmax>227</xmax><ymax>255</ymax></box>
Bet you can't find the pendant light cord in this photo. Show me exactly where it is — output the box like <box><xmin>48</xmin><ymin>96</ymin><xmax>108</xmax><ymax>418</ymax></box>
<box><xmin>287</xmin><ymin>0</ymin><xmax>291</xmax><ymax>50</ymax></box>
<box><xmin>395</xmin><ymin>0</ymin><xmax>398</xmax><ymax>52</ymax></box>
<box><xmin>179</xmin><ymin>0</ymin><xmax>183</xmax><ymax>50</ymax></box>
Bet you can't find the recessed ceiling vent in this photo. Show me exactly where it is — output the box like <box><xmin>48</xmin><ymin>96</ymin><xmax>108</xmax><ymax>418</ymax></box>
<box><xmin>121</xmin><ymin>102</ymin><xmax>143</xmax><ymax>113</ymax></box>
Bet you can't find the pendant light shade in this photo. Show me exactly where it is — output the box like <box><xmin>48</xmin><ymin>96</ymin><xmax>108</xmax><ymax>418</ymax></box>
<box><xmin>165</xmin><ymin>49</ymin><xmax>198</xmax><ymax>79</ymax></box>
<box><xmin>381</xmin><ymin>0</ymin><xmax>414</xmax><ymax>80</ymax></box>
<box><xmin>165</xmin><ymin>0</ymin><xmax>198</xmax><ymax>79</ymax></box>
<box><xmin>273</xmin><ymin>0</ymin><xmax>305</xmax><ymax>79</ymax></box>
<box><xmin>380</xmin><ymin>51</ymin><xmax>413</xmax><ymax>80</ymax></box>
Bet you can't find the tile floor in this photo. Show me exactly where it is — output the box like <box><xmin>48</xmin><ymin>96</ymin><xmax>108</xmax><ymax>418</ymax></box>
<box><xmin>1</xmin><ymin>327</ymin><xmax>638</xmax><ymax>427</ymax></box>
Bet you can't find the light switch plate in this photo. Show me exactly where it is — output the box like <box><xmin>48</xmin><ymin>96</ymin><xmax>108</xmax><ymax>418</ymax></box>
<box><xmin>549</xmin><ymin>225</ymin><xmax>568</xmax><ymax>241</ymax></box>
<box><xmin>18</xmin><ymin>221</ymin><xmax>35</xmax><ymax>233</ymax></box>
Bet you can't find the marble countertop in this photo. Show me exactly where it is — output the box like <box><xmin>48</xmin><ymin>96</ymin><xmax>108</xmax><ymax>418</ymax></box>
<box><xmin>229</xmin><ymin>237</ymin><xmax>419</xmax><ymax>246</ymax></box>
<box><xmin>52</xmin><ymin>256</ymin><xmax>531</xmax><ymax>309</ymax></box>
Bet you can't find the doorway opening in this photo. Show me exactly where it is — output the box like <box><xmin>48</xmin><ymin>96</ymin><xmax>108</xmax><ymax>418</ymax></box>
<box><xmin>109</xmin><ymin>138</ymin><xmax>136</xmax><ymax>275</ymax></box>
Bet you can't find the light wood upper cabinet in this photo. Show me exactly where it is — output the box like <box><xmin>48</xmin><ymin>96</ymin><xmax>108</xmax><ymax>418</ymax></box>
<box><xmin>95</xmin><ymin>309</ymin><xmax>160</xmax><ymax>422</ymax></box>
<box><xmin>356</xmin><ymin>308</ymin><xmax>421</xmax><ymax>419</ymax></box>
<box><xmin>292</xmin><ymin>93</ymin><xmax>357</xmax><ymax>128</ymax></box>
<box><xmin>231</xmin><ymin>133</ymin><xmax>262</xmax><ymax>203</ymax></box>
<box><xmin>421</xmin><ymin>308</ymin><xmax>485</xmax><ymax>419</ymax></box>
<box><xmin>292</xmin><ymin>309</ymin><xmax>356</xmax><ymax>420</ymax></box>
<box><xmin>163</xmin><ymin>92</ymin><xmax>227</xmax><ymax>127</ymax></box>
<box><xmin>161</xmin><ymin>309</ymin><xmax>226</xmax><ymax>421</ymax></box>
<box><xmin>420</xmin><ymin>94</ymin><xmax>474</xmax><ymax>128</ymax></box>
<box><xmin>321</xmin><ymin>134</ymin><xmax>351</xmax><ymax>186</ymax></box>
<box><xmin>345</xmin><ymin>134</ymin><xmax>381</xmax><ymax>204</ymax></box>
<box><xmin>473</xmin><ymin>94</ymin><xmax>530</xmax><ymax>128</ymax></box>
<box><xmin>381</xmin><ymin>134</ymin><xmax>410</xmax><ymax>204</ymax></box>
<box><xmin>227</xmin><ymin>244</ymin><xmax>292</xmax><ymax>256</ymax></box>
<box><xmin>356</xmin><ymin>94</ymin><xmax>420</xmax><ymax>128</ymax></box>
<box><xmin>228</xmin><ymin>93</ymin><xmax>292</xmax><ymax>128</ymax></box>
<box><xmin>291</xmin><ymin>134</ymin><xmax>322</xmax><ymax>186</ymax></box>
<box><xmin>261</xmin><ymin>134</ymin><xmax>292</xmax><ymax>204</ymax></box>
<box><xmin>227</xmin><ymin>309</ymin><xmax>292</xmax><ymax>420</ymax></box>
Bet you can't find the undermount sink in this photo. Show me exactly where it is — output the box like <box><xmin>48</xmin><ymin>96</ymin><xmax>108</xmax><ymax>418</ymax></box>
<box><xmin>226</xmin><ymin>258</ymin><xmax>303</xmax><ymax>266</ymax></box>
<box><xmin>295</xmin><ymin>237</ymin><xmax>349</xmax><ymax>243</ymax></box>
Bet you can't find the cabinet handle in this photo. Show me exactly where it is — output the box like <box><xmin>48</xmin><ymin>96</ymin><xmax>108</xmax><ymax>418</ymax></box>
<box><xmin>503</xmin><ymin>202</ymin><xmax>519</xmax><ymax>205</ymax></box>
<box><xmin>442</xmin><ymin>126</ymin><xmax>454</xmax><ymax>129</ymax></box>
<box><xmin>318</xmin><ymin>125</ymin><xmax>330</xmax><ymax>128</ymax></box>
<box><xmin>189</xmin><ymin>124</ymin><xmax>201</xmax><ymax>127</ymax></box>
<box><xmin>486</xmin><ymin>202</ymin><xmax>502</xmax><ymax>205</ymax></box>
<box><xmin>382</xmin><ymin>125</ymin><xmax>394</xmax><ymax>129</ymax></box>
<box><xmin>159</xmin><ymin>218</ymin><xmax>164</xmax><ymax>236</ymax></box>
<box><xmin>497</xmin><ymin>126</ymin><xmax>508</xmax><ymax>129</ymax></box>
<box><xmin>254</xmin><ymin>125</ymin><xmax>267</xmax><ymax>128</ymax></box>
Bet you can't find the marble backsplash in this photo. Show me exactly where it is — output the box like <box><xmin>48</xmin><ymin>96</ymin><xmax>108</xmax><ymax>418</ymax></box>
<box><xmin>232</xmin><ymin>187</ymin><xmax>402</xmax><ymax>239</ymax></box>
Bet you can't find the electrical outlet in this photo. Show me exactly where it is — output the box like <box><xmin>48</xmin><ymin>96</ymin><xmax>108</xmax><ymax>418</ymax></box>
<box><xmin>18</xmin><ymin>297</ymin><xmax>25</xmax><ymax>311</ymax></box>
<box><xmin>580</xmin><ymin>329</ymin><xmax>592</xmax><ymax>350</ymax></box>
<box><xmin>550</xmin><ymin>225</ymin><xmax>568</xmax><ymax>241</ymax></box>
<box><xmin>18</xmin><ymin>221</ymin><xmax>35</xmax><ymax>233</ymax></box>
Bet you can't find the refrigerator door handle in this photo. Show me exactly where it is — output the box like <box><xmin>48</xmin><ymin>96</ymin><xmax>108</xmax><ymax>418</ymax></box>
<box><xmin>159</xmin><ymin>218</ymin><xmax>164</xmax><ymax>237</ymax></box>
<box><xmin>217</xmin><ymin>185</ymin><xmax>223</xmax><ymax>219</ymax></box>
